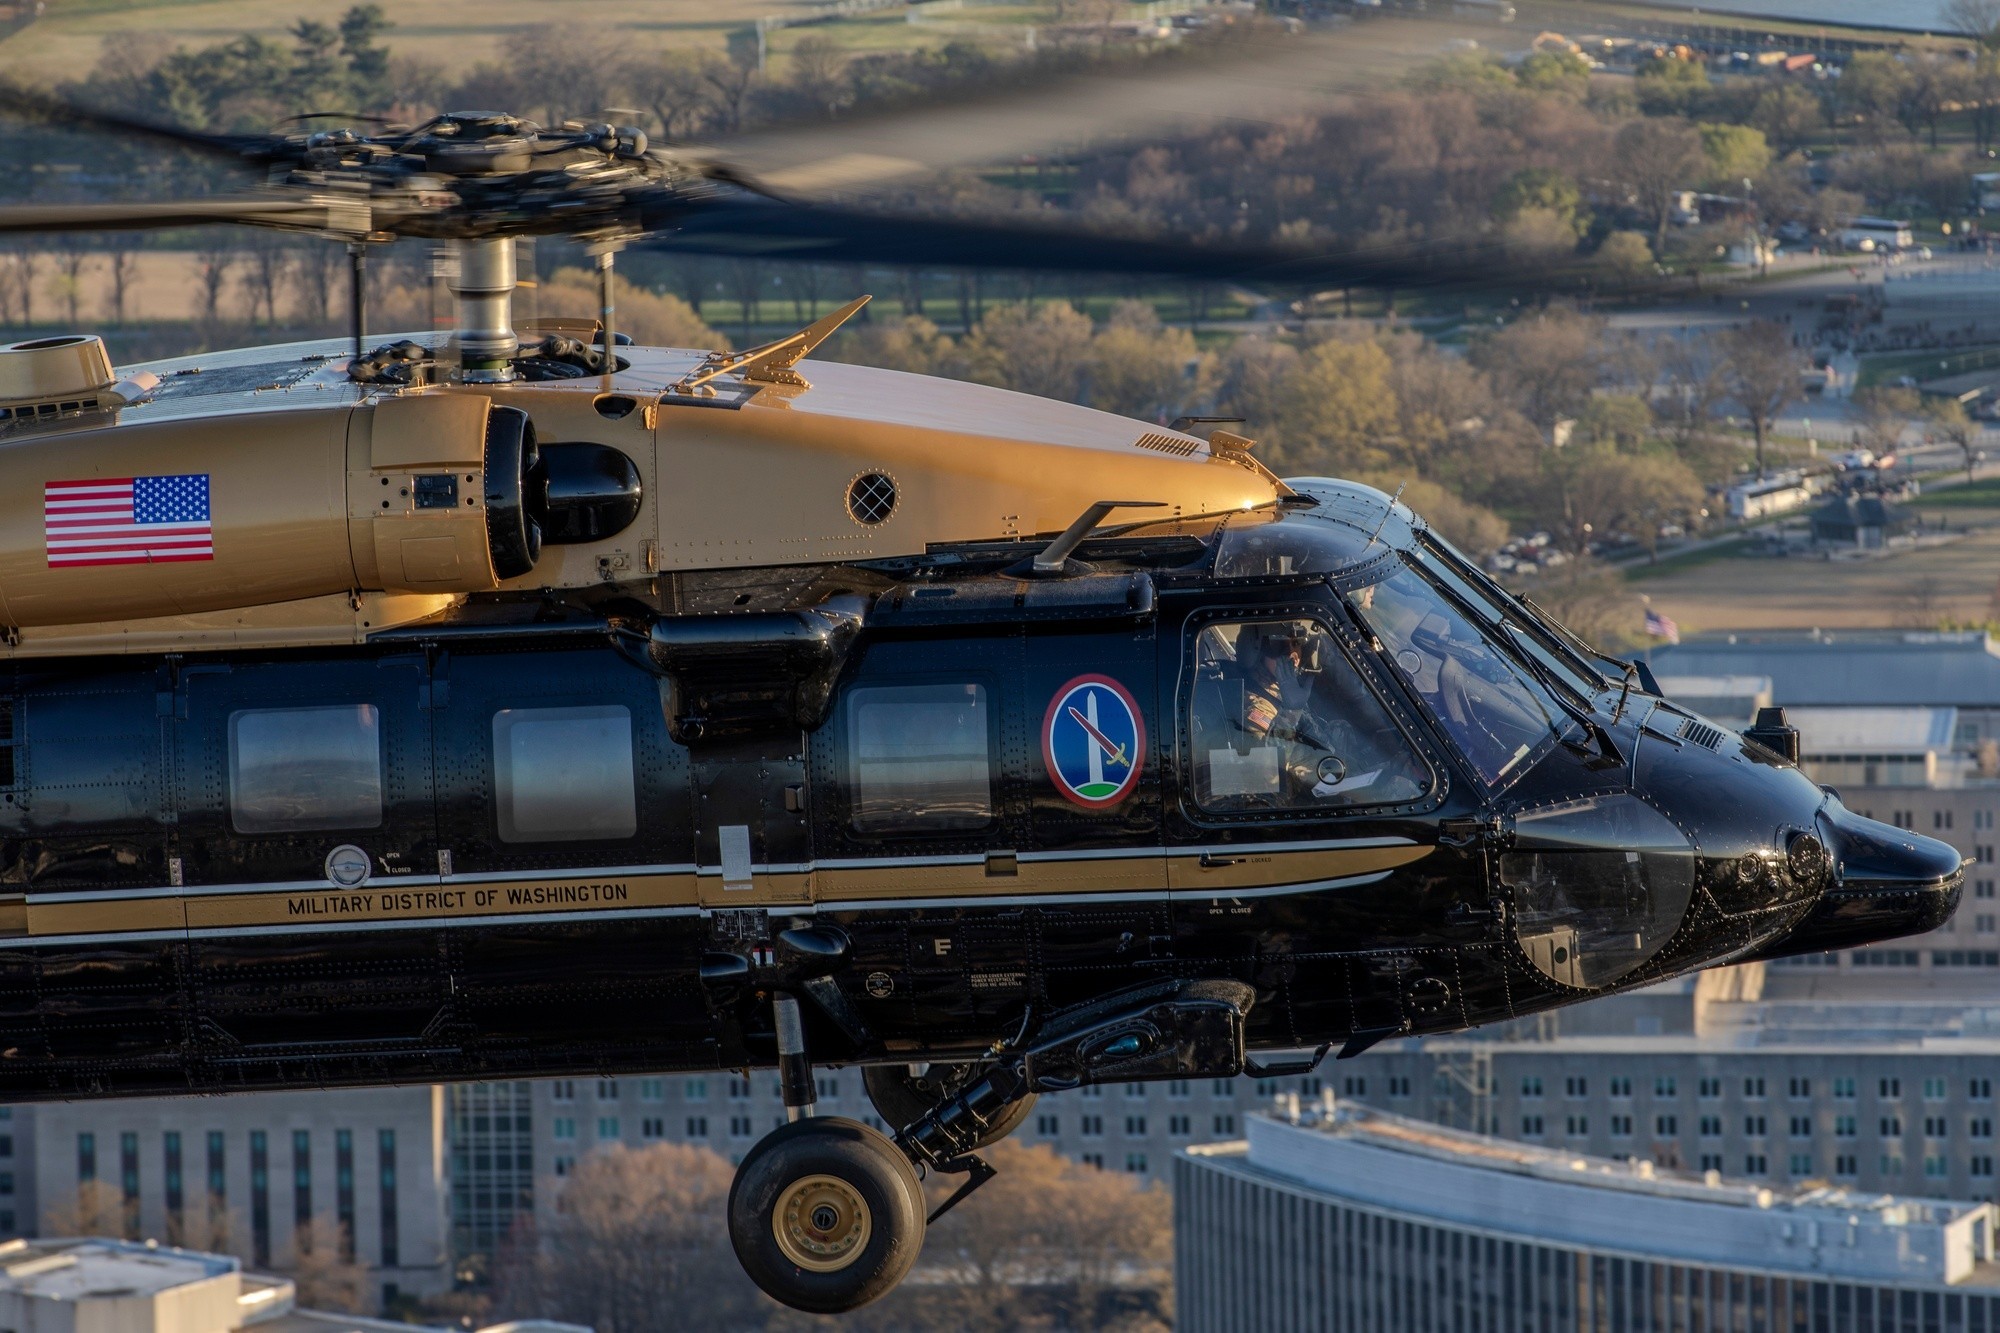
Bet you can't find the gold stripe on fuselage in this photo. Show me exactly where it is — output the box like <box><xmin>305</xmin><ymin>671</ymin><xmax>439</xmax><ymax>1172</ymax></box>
<box><xmin>21</xmin><ymin>843</ymin><xmax>1433</xmax><ymax>937</ymax></box>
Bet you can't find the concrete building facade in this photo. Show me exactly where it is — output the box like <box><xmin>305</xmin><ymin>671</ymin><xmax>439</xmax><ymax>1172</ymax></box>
<box><xmin>1175</xmin><ymin>1105</ymin><xmax>2000</xmax><ymax>1333</ymax></box>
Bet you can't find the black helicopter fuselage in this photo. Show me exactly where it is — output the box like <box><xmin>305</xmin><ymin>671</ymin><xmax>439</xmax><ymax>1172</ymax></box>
<box><xmin>0</xmin><ymin>485</ymin><xmax>1959</xmax><ymax>1102</ymax></box>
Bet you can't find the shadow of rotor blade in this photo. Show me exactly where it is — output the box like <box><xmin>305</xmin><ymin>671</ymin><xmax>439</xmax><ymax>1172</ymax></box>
<box><xmin>635</xmin><ymin>196</ymin><xmax>1515</xmax><ymax>290</ymax></box>
<box><xmin>0</xmin><ymin>86</ymin><xmax>274</xmax><ymax>164</ymax></box>
<box><xmin>0</xmin><ymin>199</ymin><xmax>334</xmax><ymax>235</ymax></box>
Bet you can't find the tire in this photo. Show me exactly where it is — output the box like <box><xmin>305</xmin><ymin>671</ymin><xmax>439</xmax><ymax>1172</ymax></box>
<box><xmin>728</xmin><ymin>1116</ymin><xmax>927</xmax><ymax>1314</ymax></box>
<box><xmin>863</xmin><ymin>1061</ymin><xmax>1039</xmax><ymax>1149</ymax></box>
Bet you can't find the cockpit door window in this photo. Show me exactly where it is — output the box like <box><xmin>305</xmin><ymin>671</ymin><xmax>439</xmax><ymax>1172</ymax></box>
<box><xmin>1348</xmin><ymin>565</ymin><xmax>1564</xmax><ymax>789</ymax></box>
<box><xmin>1187</xmin><ymin>618</ymin><xmax>1431</xmax><ymax>814</ymax></box>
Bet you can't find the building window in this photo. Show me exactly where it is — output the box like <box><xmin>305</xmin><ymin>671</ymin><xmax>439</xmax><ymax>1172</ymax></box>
<box><xmin>1925</xmin><ymin>1116</ymin><xmax>1950</xmax><ymax>1138</ymax></box>
<box><xmin>229</xmin><ymin>705</ymin><xmax>382</xmax><ymax>833</ymax></box>
<box><xmin>1699</xmin><ymin>1116</ymin><xmax>1722</xmax><ymax>1138</ymax></box>
<box><xmin>1081</xmin><ymin>1116</ymin><xmax>1104</xmax><ymax>1138</ymax></box>
<box><xmin>1789</xmin><ymin>1153</ymin><xmax>1813</xmax><ymax>1176</ymax></box>
<box><xmin>1787</xmin><ymin>1078</ymin><xmax>1811</xmax><ymax>1099</ymax></box>
<box><xmin>492</xmin><ymin>706</ymin><xmax>637</xmax><ymax>842</ymax></box>
<box><xmin>1836</xmin><ymin>1115</ymin><xmax>1857</xmax><ymax>1138</ymax></box>
<box><xmin>1880</xmin><ymin>1078</ymin><xmax>1902</xmax><ymax>1099</ymax></box>
<box><xmin>1699</xmin><ymin>1154</ymin><xmax>1723</xmax><ymax>1173</ymax></box>
<box><xmin>1881</xmin><ymin>1116</ymin><xmax>1905</xmax><ymax>1136</ymax></box>
<box><xmin>1124</xmin><ymin>1153</ymin><xmax>1147</xmax><ymax>1174</ymax></box>
<box><xmin>1836</xmin><ymin>1154</ymin><xmax>1858</xmax><ymax>1177</ymax></box>
<box><xmin>684</xmin><ymin>1079</ymin><xmax>707</xmax><ymax>1102</ymax></box>
<box><xmin>1654</xmin><ymin>1115</ymin><xmax>1678</xmax><ymax>1137</ymax></box>
<box><xmin>641</xmin><ymin>1118</ymin><xmax>663</xmax><ymax>1140</ymax></box>
<box><xmin>120</xmin><ymin>1132</ymin><xmax>139</xmax><ymax>1238</ymax></box>
<box><xmin>293</xmin><ymin>1130</ymin><xmax>311</xmax><ymax>1232</ymax></box>
<box><xmin>1744</xmin><ymin>1115</ymin><xmax>1768</xmax><ymax>1137</ymax></box>
<box><xmin>639</xmin><ymin>1079</ymin><xmax>663</xmax><ymax>1102</ymax></box>
<box><xmin>553</xmin><ymin>1118</ymin><xmax>576</xmax><ymax>1141</ymax></box>
<box><xmin>207</xmin><ymin>1132</ymin><xmax>226</xmax><ymax>1208</ymax></box>
<box><xmin>1169</xmin><ymin>1115</ymin><xmax>1191</xmax><ymax>1137</ymax></box>
<box><xmin>1609</xmin><ymin>1115</ymin><xmax>1633</xmax><ymax>1138</ymax></box>
<box><xmin>1881</xmin><ymin>1154</ymin><xmax>1905</xmax><ymax>1175</ymax></box>
<box><xmin>685</xmin><ymin>1117</ymin><xmax>708</xmax><ymax>1139</ymax></box>
<box><xmin>728</xmin><ymin>1116</ymin><xmax>753</xmax><ymax>1138</ymax></box>
<box><xmin>847</xmin><ymin>684</ymin><xmax>992</xmax><ymax>833</ymax></box>
<box><xmin>1924</xmin><ymin>1077</ymin><xmax>1947</xmax><ymax>1101</ymax></box>
<box><xmin>1834</xmin><ymin>1078</ymin><xmax>1857</xmax><ymax>1100</ymax></box>
<box><xmin>1925</xmin><ymin>1154</ymin><xmax>1949</xmax><ymax>1178</ymax></box>
<box><xmin>1521</xmin><ymin>1116</ymin><xmax>1545</xmax><ymax>1137</ymax></box>
<box><xmin>1654</xmin><ymin>1076</ymin><xmax>1676</xmax><ymax>1098</ymax></box>
<box><xmin>1522</xmin><ymin>1077</ymin><xmax>1544</xmax><ymax>1099</ymax></box>
<box><xmin>1745</xmin><ymin>1154</ymin><xmax>1768</xmax><ymax>1175</ymax></box>
<box><xmin>78</xmin><ymin>1132</ymin><xmax>95</xmax><ymax>1184</ymax></box>
<box><xmin>552</xmin><ymin>1080</ymin><xmax>575</xmax><ymax>1103</ymax></box>
<box><xmin>250</xmin><ymin>1131</ymin><xmax>270</xmax><ymax>1268</ymax></box>
<box><xmin>1213</xmin><ymin>1114</ymin><xmax>1237</xmax><ymax>1135</ymax></box>
<box><xmin>1698</xmin><ymin>1078</ymin><xmax>1721</xmax><ymax>1100</ymax></box>
<box><xmin>164</xmin><ymin>1132</ymin><xmax>184</xmax><ymax>1232</ymax></box>
<box><xmin>595</xmin><ymin>1079</ymin><xmax>620</xmax><ymax>1100</ymax></box>
<box><xmin>335</xmin><ymin>1130</ymin><xmax>355</xmax><ymax>1260</ymax></box>
<box><xmin>1790</xmin><ymin>1116</ymin><xmax>1812</xmax><ymax>1138</ymax></box>
<box><xmin>1035</xmin><ymin>1115</ymin><xmax>1059</xmax><ymax>1137</ymax></box>
<box><xmin>1167</xmin><ymin>1080</ymin><xmax>1191</xmax><ymax>1099</ymax></box>
<box><xmin>1973</xmin><ymin>1117</ymin><xmax>1995</xmax><ymax>1139</ymax></box>
<box><xmin>1565</xmin><ymin>1077</ymin><xmax>1588</xmax><ymax>1099</ymax></box>
<box><xmin>596</xmin><ymin>1117</ymin><xmax>620</xmax><ymax>1141</ymax></box>
<box><xmin>379</xmin><ymin>1130</ymin><xmax>398</xmax><ymax>1269</ymax></box>
<box><xmin>1211</xmin><ymin>1080</ymin><xmax>1232</xmax><ymax>1096</ymax></box>
<box><xmin>1973</xmin><ymin>1156</ymin><xmax>1995</xmax><ymax>1178</ymax></box>
<box><xmin>727</xmin><ymin>1078</ymin><xmax>751</xmax><ymax>1101</ymax></box>
<box><xmin>1080</xmin><ymin>1153</ymin><xmax>1104</xmax><ymax>1169</ymax></box>
<box><xmin>1609</xmin><ymin>1077</ymin><xmax>1632</xmax><ymax>1098</ymax></box>
<box><xmin>1388</xmin><ymin>1076</ymin><xmax>1411</xmax><ymax>1098</ymax></box>
<box><xmin>1337</xmin><ymin>1077</ymin><xmax>1359</xmax><ymax>1097</ymax></box>
<box><xmin>1743</xmin><ymin>1078</ymin><xmax>1766</xmax><ymax>1099</ymax></box>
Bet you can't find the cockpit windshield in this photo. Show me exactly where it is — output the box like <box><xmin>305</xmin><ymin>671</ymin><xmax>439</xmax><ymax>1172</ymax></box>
<box><xmin>1347</xmin><ymin>563</ymin><xmax>1566</xmax><ymax>788</ymax></box>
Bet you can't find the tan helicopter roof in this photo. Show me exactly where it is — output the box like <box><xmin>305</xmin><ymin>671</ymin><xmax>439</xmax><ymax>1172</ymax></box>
<box><xmin>0</xmin><ymin>330</ymin><xmax>1280</xmax><ymax>655</ymax></box>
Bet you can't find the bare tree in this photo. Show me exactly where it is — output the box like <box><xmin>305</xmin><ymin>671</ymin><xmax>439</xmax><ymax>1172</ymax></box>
<box><xmin>197</xmin><ymin>244</ymin><xmax>236</xmax><ymax>326</ymax></box>
<box><xmin>6</xmin><ymin>249</ymin><xmax>40</xmax><ymax>327</ymax></box>
<box><xmin>1657</xmin><ymin>334</ymin><xmax>1732</xmax><ymax>452</ymax></box>
<box><xmin>52</xmin><ymin>242</ymin><xmax>90</xmax><ymax>325</ymax></box>
<box><xmin>699</xmin><ymin>50</ymin><xmax>759</xmax><ymax>135</ymax></box>
<box><xmin>285</xmin><ymin>1217</ymin><xmax>370</xmax><ymax>1314</ymax></box>
<box><xmin>294</xmin><ymin>242</ymin><xmax>341</xmax><ymax>334</ymax></box>
<box><xmin>45</xmin><ymin>1180</ymin><xmax>129</xmax><ymax>1239</ymax></box>
<box><xmin>1853</xmin><ymin>386</ymin><xmax>1922</xmax><ymax>458</ymax></box>
<box><xmin>108</xmin><ymin>247</ymin><xmax>139</xmax><ymax>324</ymax></box>
<box><xmin>1945</xmin><ymin>0</ymin><xmax>2000</xmax><ymax>47</ymax></box>
<box><xmin>1611</xmin><ymin>119</ymin><xmax>1706</xmax><ymax>255</ymax></box>
<box><xmin>622</xmin><ymin>50</ymin><xmax>710</xmax><ymax>139</ymax></box>
<box><xmin>1927</xmin><ymin>396</ymin><xmax>1981</xmax><ymax>481</ymax></box>
<box><xmin>243</xmin><ymin>233</ymin><xmax>293</xmax><ymax>327</ymax></box>
<box><xmin>1718</xmin><ymin>320</ymin><xmax>1802</xmax><ymax>479</ymax></box>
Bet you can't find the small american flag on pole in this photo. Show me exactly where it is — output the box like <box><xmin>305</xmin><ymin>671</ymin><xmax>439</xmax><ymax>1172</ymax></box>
<box><xmin>45</xmin><ymin>475</ymin><xmax>213</xmax><ymax>567</ymax></box>
<box><xmin>1643</xmin><ymin>608</ymin><xmax>1680</xmax><ymax>644</ymax></box>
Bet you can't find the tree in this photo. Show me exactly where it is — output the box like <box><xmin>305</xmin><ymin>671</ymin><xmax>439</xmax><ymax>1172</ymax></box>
<box><xmin>1839</xmin><ymin>53</ymin><xmax>1911</xmax><ymax>143</ymax></box>
<box><xmin>1926</xmin><ymin>396</ymin><xmax>1981</xmax><ymax>481</ymax></box>
<box><xmin>1749</xmin><ymin>85</ymin><xmax>1825</xmax><ymax>155</ymax></box>
<box><xmin>1469</xmin><ymin>307</ymin><xmax>1610</xmax><ymax>434</ymax></box>
<box><xmin>1494</xmin><ymin>167</ymin><xmax>1588</xmax><ymax>240</ymax></box>
<box><xmin>489</xmin><ymin>1143</ymin><xmax>760</xmax><ymax>1329</ymax></box>
<box><xmin>1515</xmin><ymin>49</ymin><xmax>1590</xmax><ymax>99</ymax></box>
<box><xmin>1698</xmin><ymin>122</ymin><xmax>1772</xmax><ymax>191</ymax></box>
<box><xmin>699</xmin><ymin>48</ymin><xmax>760</xmax><ymax>134</ymax></box>
<box><xmin>961</xmin><ymin>301</ymin><xmax>1095</xmax><ymax>401</ymax></box>
<box><xmin>1611</xmin><ymin>118</ymin><xmax>1706</xmax><ymax>253</ymax></box>
<box><xmin>1635</xmin><ymin>55</ymin><xmax>1709</xmax><ymax>116</ymax></box>
<box><xmin>1596</xmin><ymin>230</ymin><xmax>1655</xmax><ymax>293</ymax></box>
<box><xmin>338</xmin><ymin>4</ymin><xmax>393</xmax><ymax>89</ymax></box>
<box><xmin>1259</xmin><ymin>337</ymin><xmax>1402</xmax><ymax>476</ymax></box>
<box><xmin>1853</xmin><ymin>385</ymin><xmax>1921</xmax><ymax>457</ymax></box>
<box><xmin>1656</xmin><ymin>333</ymin><xmax>1731</xmax><ymax>455</ymax></box>
<box><xmin>1085</xmin><ymin>301</ymin><xmax>1208</xmax><ymax>421</ymax></box>
<box><xmin>622</xmin><ymin>50</ymin><xmax>711</xmax><ymax>139</ymax></box>
<box><xmin>1718</xmin><ymin>320</ymin><xmax>1801</xmax><ymax>479</ymax></box>
<box><xmin>1568</xmin><ymin>450</ymin><xmax>1706</xmax><ymax>562</ymax></box>
<box><xmin>108</xmin><ymin>247</ymin><xmax>138</xmax><ymax>325</ymax></box>
<box><xmin>1947</xmin><ymin>0</ymin><xmax>2000</xmax><ymax>47</ymax></box>
<box><xmin>45</xmin><ymin>1180</ymin><xmax>128</xmax><ymax>1239</ymax></box>
<box><xmin>788</xmin><ymin>36</ymin><xmax>851</xmax><ymax>118</ymax></box>
<box><xmin>286</xmin><ymin>1217</ymin><xmax>369</xmax><ymax>1314</ymax></box>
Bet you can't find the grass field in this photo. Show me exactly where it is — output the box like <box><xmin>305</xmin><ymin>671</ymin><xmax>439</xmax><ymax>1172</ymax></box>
<box><xmin>0</xmin><ymin>0</ymin><xmax>1008</xmax><ymax>86</ymax></box>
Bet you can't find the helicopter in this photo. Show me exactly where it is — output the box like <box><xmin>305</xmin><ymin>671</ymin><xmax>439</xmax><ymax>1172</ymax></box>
<box><xmin>0</xmin><ymin>95</ymin><xmax>1965</xmax><ymax>1314</ymax></box>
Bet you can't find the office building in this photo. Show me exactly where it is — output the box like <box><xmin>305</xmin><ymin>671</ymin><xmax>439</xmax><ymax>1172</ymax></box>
<box><xmin>1175</xmin><ymin>1103</ymin><xmax>2000</xmax><ymax>1333</ymax></box>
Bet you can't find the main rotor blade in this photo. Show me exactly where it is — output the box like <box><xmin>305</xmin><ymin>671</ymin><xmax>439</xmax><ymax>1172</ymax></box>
<box><xmin>636</xmin><ymin>193</ymin><xmax>1507</xmax><ymax>290</ymax></box>
<box><xmin>0</xmin><ymin>85</ymin><xmax>275</xmax><ymax>164</ymax></box>
<box><xmin>0</xmin><ymin>199</ymin><xmax>336</xmax><ymax>234</ymax></box>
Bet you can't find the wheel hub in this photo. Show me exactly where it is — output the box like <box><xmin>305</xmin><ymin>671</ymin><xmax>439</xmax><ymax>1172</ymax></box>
<box><xmin>773</xmin><ymin>1173</ymin><xmax>872</xmax><ymax>1272</ymax></box>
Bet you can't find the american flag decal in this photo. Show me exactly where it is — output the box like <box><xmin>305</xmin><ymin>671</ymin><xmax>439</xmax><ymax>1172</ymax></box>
<box><xmin>45</xmin><ymin>475</ymin><xmax>213</xmax><ymax>567</ymax></box>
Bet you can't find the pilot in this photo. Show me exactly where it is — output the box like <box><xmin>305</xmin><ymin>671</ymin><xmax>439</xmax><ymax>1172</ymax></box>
<box><xmin>1236</xmin><ymin>621</ymin><xmax>1424</xmax><ymax>806</ymax></box>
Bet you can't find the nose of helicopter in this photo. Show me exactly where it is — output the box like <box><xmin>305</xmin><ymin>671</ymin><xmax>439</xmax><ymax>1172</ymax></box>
<box><xmin>1756</xmin><ymin>802</ymin><xmax>1965</xmax><ymax>960</ymax></box>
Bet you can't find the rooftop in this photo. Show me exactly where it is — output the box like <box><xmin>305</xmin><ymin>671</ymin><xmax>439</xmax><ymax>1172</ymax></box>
<box><xmin>1653</xmin><ymin>631</ymin><xmax>2000</xmax><ymax>709</ymax></box>
<box><xmin>1789</xmin><ymin>706</ymin><xmax>1958</xmax><ymax>754</ymax></box>
<box><xmin>1203</xmin><ymin>1105</ymin><xmax>1999</xmax><ymax>1286</ymax></box>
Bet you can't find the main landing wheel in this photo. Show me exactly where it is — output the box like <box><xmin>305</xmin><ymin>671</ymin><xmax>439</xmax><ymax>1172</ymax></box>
<box><xmin>728</xmin><ymin>1116</ymin><xmax>926</xmax><ymax>1314</ymax></box>
<box><xmin>864</xmin><ymin>1061</ymin><xmax>1038</xmax><ymax>1149</ymax></box>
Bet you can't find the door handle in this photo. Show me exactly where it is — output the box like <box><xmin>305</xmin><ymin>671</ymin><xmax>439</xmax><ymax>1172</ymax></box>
<box><xmin>1199</xmin><ymin>852</ymin><xmax>1244</xmax><ymax>869</ymax></box>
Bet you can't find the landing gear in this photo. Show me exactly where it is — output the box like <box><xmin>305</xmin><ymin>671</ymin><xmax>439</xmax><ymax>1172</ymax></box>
<box><xmin>863</xmin><ymin>1061</ymin><xmax>1038</xmax><ymax>1149</ymax></box>
<box><xmin>727</xmin><ymin>1116</ymin><xmax>926</xmax><ymax>1313</ymax></box>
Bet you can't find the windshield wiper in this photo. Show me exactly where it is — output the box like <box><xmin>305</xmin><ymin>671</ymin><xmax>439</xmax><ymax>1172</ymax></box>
<box><xmin>1500</xmin><ymin>622</ymin><xmax>1624</xmax><ymax>766</ymax></box>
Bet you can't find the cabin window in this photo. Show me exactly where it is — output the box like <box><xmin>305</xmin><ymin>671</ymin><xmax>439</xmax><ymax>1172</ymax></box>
<box><xmin>1188</xmin><ymin>619</ymin><xmax>1429</xmax><ymax>813</ymax></box>
<box><xmin>491</xmin><ymin>705</ymin><xmax>637</xmax><ymax>843</ymax></box>
<box><xmin>228</xmin><ymin>706</ymin><xmax>383</xmax><ymax>834</ymax></box>
<box><xmin>847</xmin><ymin>683</ymin><xmax>992</xmax><ymax>833</ymax></box>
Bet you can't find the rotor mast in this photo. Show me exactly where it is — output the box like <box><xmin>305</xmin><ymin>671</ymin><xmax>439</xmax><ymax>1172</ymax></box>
<box><xmin>449</xmin><ymin>237</ymin><xmax>518</xmax><ymax>381</ymax></box>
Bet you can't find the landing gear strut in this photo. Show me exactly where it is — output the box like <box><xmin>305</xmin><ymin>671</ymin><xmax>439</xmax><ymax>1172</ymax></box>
<box><xmin>863</xmin><ymin>1061</ymin><xmax>1038</xmax><ymax>1150</ymax></box>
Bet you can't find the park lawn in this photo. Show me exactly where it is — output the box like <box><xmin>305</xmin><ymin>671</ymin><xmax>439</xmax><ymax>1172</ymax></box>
<box><xmin>1855</xmin><ymin>345</ymin><xmax>2000</xmax><ymax>390</ymax></box>
<box><xmin>1622</xmin><ymin>536</ymin><xmax>1749</xmax><ymax>583</ymax></box>
<box><xmin>1912</xmin><ymin>476</ymin><xmax>2000</xmax><ymax>508</ymax></box>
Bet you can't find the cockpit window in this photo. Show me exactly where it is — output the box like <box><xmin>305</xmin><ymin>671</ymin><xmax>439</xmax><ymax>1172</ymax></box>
<box><xmin>1413</xmin><ymin>535</ymin><xmax>1608</xmax><ymax>700</ymax></box>
<box><xmin>1347</xmin><ymin>565</ymin><xmax>1563</xmax><ymax>788</ymax></box>
<box><xmin>1188</xmin><ymin>619</ymin><xmax>1431</xmax><ymax>813</ymax></box>
<box><xmin>1212</xmin><ymin>511</ymin><xmax>1376</xmax><ymax>580</ymax></box>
